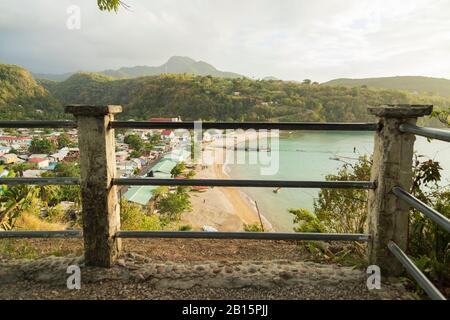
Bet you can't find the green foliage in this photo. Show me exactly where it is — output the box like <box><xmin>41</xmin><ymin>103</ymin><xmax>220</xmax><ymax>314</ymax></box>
<box><xmin>124</xmin><ymin>134</ymin><xmax>144</xmax><ymax>151</ymax></box>
<box><xmin>0</xmin><ymin>64</ymin><xmax>64</xmax><ymax>120</ymax></box>
<box><xmin>156</xmin><ymin>186</ymin><xmax>192</xmax><ymax>224</ymax></box>
<box><xmin>430</xmin><ymin>107</ymin><xmax>450</xmax><ymax>126</ymax></box>
<box><xmin>170</xmin><ymin>162</ymin><xmax>186</xmax><ymax>178</ymax></box>
<box><xmin>325</xmin><ymin>76</ymin><xmax>450</xmax><ymax>98</ymax></box>
<box><xmin>129</xmin><ymin>150</ymin><xmax>142</xmax><ymax>158</ymax></box>
<box><xmin>311</xmin><ymin>156</ymin><xmax>371</xmax><ymax>234</ymax></box>
<box><xmin>290</xmin><ymin>154</ymin><xmax>450</xmax><ymax>287</ymax></box>
<box><xmin>178</xmin><ymin>224</ymin><xmax>192</xmax><ymax>231</ymax></box>
<box><xmin>243</xmin><ymin>223</ymin><xmax>265</xmax><ymax>232</ymax></box>
<box><xmin>41</xmin><ymin>162</ymin><xmax>81</xmax><ymax>205</ymax></box>
<box><xmin>29</xmin><ymin>137</ymin><xmax>57</xmax><ymax>154</ymax></box>
<box><xmin>289</xmin><ymin>208</ymin><xmax>326</xmax><ymax>233</ymax></box>
<box><xmin>45</xmin><ymin>72</ymin><xmax>450</xmax><ymax>125</ymax></box>
<box><xmin>409</xmin><ymin>155</ymin><xmax>450</xmax><ymax>286</ymax></box>
<box><xmin>0</xmin><ymin>185</ymin><xmax>38</xmax><ymax>230</ymax></box>
<box><xmin>57</xmin><ymin>133</ymin><xmax>71</xmax><ymax>148</ymax></box>
<box><xmin>97</xmin><ymin>0</ymin><xmax>125</xmax><ymax>12</ymax></box>
<box><xmin>120</xmin><ymin>199</ymin><xmax>162</xmax><ymax>231</ymax></box>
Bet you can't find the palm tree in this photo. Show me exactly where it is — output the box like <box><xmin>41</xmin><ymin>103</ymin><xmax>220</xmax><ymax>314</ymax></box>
<box><xmin>0</xmin><ymin>185</ymin><xmax>37</xmax><ymax>230</ymax></box>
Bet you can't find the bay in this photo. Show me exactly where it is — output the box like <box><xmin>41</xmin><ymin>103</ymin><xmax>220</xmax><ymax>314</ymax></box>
<box><xmin>226</xmin><ymin>131</ymin><xmax>450</xmax><ymax>232</ymax></box>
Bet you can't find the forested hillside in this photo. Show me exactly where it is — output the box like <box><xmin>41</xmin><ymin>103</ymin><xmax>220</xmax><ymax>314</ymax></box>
<box><xmin>2</xmin><ymin>63</ymin><xmax>450</xmax><ymax>124</ymax></box>
<box><xmin>45</xmin><ymin>72</ymin><xmax>450</xmax><ymax>124</ymax></box>
<box><xmin>324</xmin><ymin>76</ymin><xmax>450</xmax><ymax>98</ymax></box>
<box><xmin>0</xmin><ymin>64</ymin><xmax>64</xmax><ymax>120</ymax></box>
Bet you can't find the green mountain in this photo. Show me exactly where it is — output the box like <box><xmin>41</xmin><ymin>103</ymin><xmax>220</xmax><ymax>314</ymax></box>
<box><xmin>0</xmin><ymin>64</ymin><xmax>64</xmax><ymax>120</ymax></box>
<box><xmin>324</xmin><ymin>76</ymin><xmax>450</xmax><ymax>98</ymax></box>
<box><xmin>33</xmin><ymin>56</ymin><xmax>243</xmax><ymax>81</ymax></box>
<box><xmin>43</xmin><ymin>71</ymin><xmax>449</xmax><ymax>125</ymax></box>
<box><xmin>2</xmin><ymin>62</ymin><xmax>448</xmax><ymax>125</ymax></box>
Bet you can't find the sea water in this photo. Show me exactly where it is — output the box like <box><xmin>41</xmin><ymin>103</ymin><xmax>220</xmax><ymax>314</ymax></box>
<box><xmin>226</xmin><ymin>131</ymin><xmax>450</xmax><ymax>231</ymax></box>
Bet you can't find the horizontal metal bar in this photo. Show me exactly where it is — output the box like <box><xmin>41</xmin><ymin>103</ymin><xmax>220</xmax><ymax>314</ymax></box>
<box><xmin>0</xmin><ymin>120</ymin><xmax>77</xmax><ymax>129</ymax></box>
<box><xmin>111</xmin><ymin>121</ymin><xmax>378</xmax><ymax>131</ymax></box>
<box><xmin>0</xmin><ymin>230</ymin><xmax>82</xmax><ymax>238</ymax></box>
<box><xmin>114</xmin><ymin>178</ymin><xmax>376</xmax><ymax>189</ymax></box>
<box><xmin>116</xmin><ymin>231</ymin><xmax>370</xmax><ymax>242</ymax></box>
<box><xmin>0</xmin><ymin>178</ymin><xmax>80</xmax><ymax>185</ymax></box>
<box><xmin>388</xmin><ymin>241</ymin><xmax>446</xmax><ymax>300</ymax></box>
<box><xmin>399</xmin><ymin>123</ymin><xmax>450</xmax><ymax>142</ymax></box>
<box><xmin>393</xmin><ymin>187</ymin><xmax>450</xmax><ymax>233</ymax></box>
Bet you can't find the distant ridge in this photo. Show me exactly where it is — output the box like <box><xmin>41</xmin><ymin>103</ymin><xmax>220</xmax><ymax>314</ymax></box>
<box><xmin>33</xmin><ymin>56</ymin><xmax>244</xmax><ymax>81</ymax></box>
<box><xmin>323</xmin><ymin>76</ymin><xmax>450</xmax><ymax>98</ymax></box>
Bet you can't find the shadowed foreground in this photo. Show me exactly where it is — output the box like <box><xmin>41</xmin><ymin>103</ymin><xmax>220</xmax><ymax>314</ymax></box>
<box><xmin>0</xmin><ymin>239</ymin><xmax>415</xmax><ymax>300</ymax></box>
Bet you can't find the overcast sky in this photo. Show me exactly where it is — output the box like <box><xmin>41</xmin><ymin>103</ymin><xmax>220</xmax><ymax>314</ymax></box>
<box><xmin>1</xmin><ymin>0</ymin><xmax>450</xmax><ymax>82</ymax></box>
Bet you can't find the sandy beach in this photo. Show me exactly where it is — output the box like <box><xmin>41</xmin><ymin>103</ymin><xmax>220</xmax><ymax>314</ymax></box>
<box><xmin>181</xmin><ymin>131</ymin><xmax>276</xmax><ymax>232</ymax></box>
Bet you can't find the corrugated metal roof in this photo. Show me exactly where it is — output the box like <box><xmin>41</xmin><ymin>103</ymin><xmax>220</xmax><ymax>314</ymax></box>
<box><xmin>123</xmin><ymin>185</ymin><xmax>158</xmax><ymax>206</ymax></box>
<box><xmin>151</xmin><ymin>158</ymin><xmax>177</xmax><ymax>174</ymax></box>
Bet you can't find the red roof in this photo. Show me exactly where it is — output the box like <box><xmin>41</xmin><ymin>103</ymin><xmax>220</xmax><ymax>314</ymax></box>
<box><xmin>29</xmin><ymin>158</ymin><xmax>48</xmax><ymax>163</ymax></box>
<box><xmin>0</xmin><ymin>136</ymin><xmax>31</xmax><ymax>141</ymax></box>
<box><xmin>161</xmin><ymin>130</ymin><xmax>173</xmax><ymax>136</ymax></box>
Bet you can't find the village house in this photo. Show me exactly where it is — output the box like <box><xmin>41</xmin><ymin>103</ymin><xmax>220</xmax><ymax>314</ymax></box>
<box><xmin>23</xmin><ymin>169</ymin><xmax>47</xmax><ymax>178</ymax></box>
<box><xmin>145</xmin><ymin>117</ymin><xmax>182</xmax><ymax>123</ymax></box>
<box><xmin>0</xmin><ymin>153</ymin><xmax>18</xmax><ymax>164</ymax></box>
<box><xmin>0</xmin><ymin>146</ymin><xmax>11</xmax><ymax>156</ymax></box>
<box><xmin>161</xmin><ymin>129</ymin><xmax>175</xmax><ymax>140</ymax></box>
<box><xmin>29</xmin><ymin>157</ymin><xmax>50</xmax><ymax>169</ymax></box>
<box><xmin>0</xmin><ymin>136</ymin><xmax>32</xmax><ymax>147</ymax></box>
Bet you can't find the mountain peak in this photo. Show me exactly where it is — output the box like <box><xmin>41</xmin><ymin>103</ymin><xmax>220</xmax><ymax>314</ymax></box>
<box><xmin>165</xmin><ymin>56</ymin><xmax>196</xmax><ymax>65</ymax></box>
<box><xmin>33</xmin><ymin>56</ymin><xmax>243</xmax><ymax>81</ymax></box>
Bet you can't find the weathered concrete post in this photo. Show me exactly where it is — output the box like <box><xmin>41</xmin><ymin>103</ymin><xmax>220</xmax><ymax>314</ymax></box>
<box><xmin>65</xmin><ymin>105</ymin><xmax>122</xmax><ymax>267</ymax></box>
<box><xmin>367</xmin><ymin>104</ymin><xmax>432</xmax><ymax>276</ymax></box>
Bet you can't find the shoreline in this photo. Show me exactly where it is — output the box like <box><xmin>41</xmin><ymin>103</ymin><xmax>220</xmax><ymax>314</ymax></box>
<box><xmin>182</xmin><ymin>131</ymin><xmax>275</xmax><ymax>232</ymax></box>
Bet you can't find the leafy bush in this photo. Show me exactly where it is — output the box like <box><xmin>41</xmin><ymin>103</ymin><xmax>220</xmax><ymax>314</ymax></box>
<box><xmin>120</xmin><ymin>199</ymin><xmax>162</xmax><ymax>231</ymax></box>
<box><xmin>243</xmin><ymin>223</ymin><xmax>265</xmax><ymax>232</ymax></box>
<box><xmin>178</xmin><ymin>224</ymin><xmax>192</xmax><ymax>231</ymax></box>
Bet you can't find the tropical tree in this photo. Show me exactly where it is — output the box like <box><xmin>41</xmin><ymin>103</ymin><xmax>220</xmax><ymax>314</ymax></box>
<box><xmin>0</xmin><ymin>185</ymin><xmax>37</xmax><ymax>230</ymax></box>
<box><xmin>29</xmin><ymin>137</ymin><xmax>56</xmax><ymax>154</ymax></box>
<box><xmin>156</xmin><ymin>187</ymin><xmax>191</xmax><ymax>224</ymax></box>
<box><xmin>170</xmin><ymin>162</ymin><xmax>186</xmax><ymax>178</ymax></box>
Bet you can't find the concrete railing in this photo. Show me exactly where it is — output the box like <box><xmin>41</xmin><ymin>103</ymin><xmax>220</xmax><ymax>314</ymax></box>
<box><xmin>1</xmin><ymin>104</ymin><xmax>447</xmax><ymax>299</ymax></box>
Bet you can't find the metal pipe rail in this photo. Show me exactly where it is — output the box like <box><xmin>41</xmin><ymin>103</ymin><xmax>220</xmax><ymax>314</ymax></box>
<box><xmin>114</xmin><ymin>178</ymin><xmax>376</xmax><ymax>189</ymax></box>
<box><xmin>388</xmin><ymin>241</ymin><xmax>446</xmax><ymax>300</ymax></box>
<box><xmin>111</xmin><ymin>121</ymin><xmax>379</xmax><ymax>131</ymax></box>
<box><xmin>0</xmin><ymin>120</ymin><xmax>77</xmax><ymax>129</ymax></box>
<box><xmin>0</xmin><ymin>230</ymin><xmax>82</xmax><ymax>238</ymax></box>
<box><xmin>116</xmin><ymin>231</ymin><xmax>370</xmax><ymax>242</ymax></box>
<box><xmin>0</xmin><ymin>178</ymin><xmax>80</xmax><ymax>185</ymax></box>
<box><xmin>393</xmin><ymin>186</ymin><xmax>450</xmax><ymax>233</ymax></box>
<box><xmin>399</xmin><ymin>123</ymin><xmax>450</xmax><ymax>142</ymax></box>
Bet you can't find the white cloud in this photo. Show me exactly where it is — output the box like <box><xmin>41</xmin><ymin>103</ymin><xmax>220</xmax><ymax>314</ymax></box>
<box><xmin>0</xmin><ymin>0</ymin><xmax>449</xmax><ymax>81</ymax></box>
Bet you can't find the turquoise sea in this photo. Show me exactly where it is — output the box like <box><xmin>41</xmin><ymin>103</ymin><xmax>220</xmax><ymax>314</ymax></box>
<box><xmin>226</xmin><ymin>131</ymin><xmax>450</xmax><ymax>232</ymax></box>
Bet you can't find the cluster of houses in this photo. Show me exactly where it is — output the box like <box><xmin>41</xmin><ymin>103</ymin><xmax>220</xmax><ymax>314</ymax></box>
<box><xmin>1</xmin><ymin>116</ymin><xmax>224</xmax><ymax>207</ymax></box>
<box><xmin>0</xmin><ymin>129</ymin><xmax>80</xmax><ymax>178</ymax></box>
